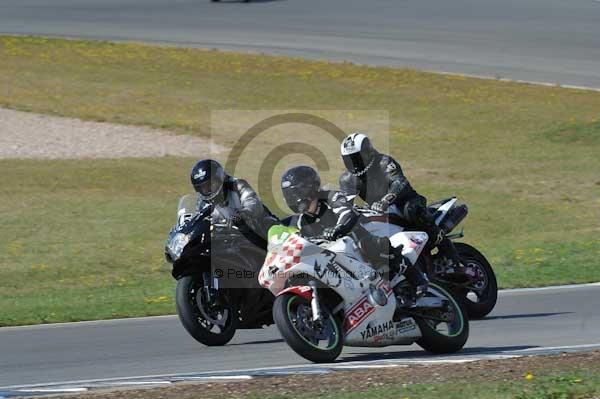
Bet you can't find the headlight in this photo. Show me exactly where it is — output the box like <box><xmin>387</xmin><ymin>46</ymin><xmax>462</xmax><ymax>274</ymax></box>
<box><xmin>167</xmin><ymin>233</ymin><xmax>190</xmax><ymax>261</ymax></box>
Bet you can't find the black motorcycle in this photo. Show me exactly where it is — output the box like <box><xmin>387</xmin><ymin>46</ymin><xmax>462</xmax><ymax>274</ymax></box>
<box><xmin>165</xmin><ymin>195</ymin><xmax>274</xmax><ymax>346</ymax></box>
<box><xmin>358</xmin><ymin>197</ymin><xmax>498</xmax><ymax>319</ymax></box>
<box><xmin>421</xmin><ymin>198</ymin><xmax>497</xmax><ymax>319</ymax></box>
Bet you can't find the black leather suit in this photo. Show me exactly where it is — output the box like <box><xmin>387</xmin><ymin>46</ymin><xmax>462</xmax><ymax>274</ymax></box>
<box><xmin>339</xmin><ymin>152</ymin><xmax>441</xmax><ymax>245</ymax></box>
<box><xmin>287</xmin><ymin>190</ymin><xmax>395</xmax><ymax>269</ymax></box>
<box><xmin>206</xmin><ymin>176</ymin><xmax>279</xmax><ymax>240</ymax></box>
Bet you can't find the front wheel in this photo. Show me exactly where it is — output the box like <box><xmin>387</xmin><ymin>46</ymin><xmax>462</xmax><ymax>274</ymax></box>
<box><xmin>454</xmin><ymin>243</ymin><xmax>498</xmax><ymax>319</ymax></box>
<box><xmin>273</xmin><ymin>293</ymin><xmax>343</xmax><ymax>363</ymax></box>
<box><xmin>415</xmin><ymin>283</ymin><xmax>469</xmax><ymax>354</ymax></box>
<box><xmin>175</xmin><ymin>275</ymin><xmax>239</xmax><ymax>346</ymax></box>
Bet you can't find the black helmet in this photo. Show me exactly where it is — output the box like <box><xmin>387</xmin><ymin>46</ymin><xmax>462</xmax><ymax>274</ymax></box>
<box><xmin>190</xmin><ymin>159</ymin><xmax>226</xmax><ymax>202</ymax></box>
<box><xmin>340</xmin><ymin>133</ymin><xmax>376</xmax><ymax>176</ymax></box>
<box><xmin>281</xmin><ymin>166</ymin><xmax>321</xmax><ymax>214</ymax></box>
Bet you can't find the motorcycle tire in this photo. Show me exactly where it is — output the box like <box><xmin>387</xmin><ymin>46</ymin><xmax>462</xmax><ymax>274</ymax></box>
<box><xmin>455</xmin><ymin>243</ymin><xmax>498</xmax><ymax>319</ymax></box>
<box><xmin>176</xmin><ymin>275</ymin><xmax>239</xmax><ymax>346</ymax></box>
<box><xmin>273</xmin><ymin>293</ymin><xmax>343</xmax><ymax>363</ymax></box>
<box><xmin>415</xmin><ymin>282</ymin><xmax>469</xmax><ymax>354</ymax></box>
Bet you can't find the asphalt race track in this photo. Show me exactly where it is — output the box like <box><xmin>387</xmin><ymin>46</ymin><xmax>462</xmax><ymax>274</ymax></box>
<box><xmin>1</xmin><ymin>0</ymin><xmax>600</xmax><ymax>88</ymax></box>
<box><xmin>1</xmin><ymin>285</ymin><xmax>599</xmax><ymax>389</ymax></box>
<box><xmin>1</xmin><ymin>0</ymin><xmax>600</xmax><ymax>392</ymax></box>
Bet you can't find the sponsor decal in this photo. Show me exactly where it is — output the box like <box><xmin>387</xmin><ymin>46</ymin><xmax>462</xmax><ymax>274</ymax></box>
<box><xmin>395</xmin><ymin>319</ymin><xmax>417</xmax><ymax>334</ymax></box>
<box><xmin>343</xmin><ymin>296</ymin><xmax>375</xmax><ymax>333</ymax></box>
<box><xmin>360</xmin><ymin>319</ymin><xmax>416</xmax><ymax>342</ymax></box>
<box><xmin>314</xmin><ymin>251</ymin><xmax>345</xmax><ymax>288</ymax></box>
<box><xmin>193</xmin><ymin>169</ymin><xmax>206</xmax><ymax>180</ymax></box>
<box><xmin>408</xmin><ymin>233</ymin><xmax>427</xmax><ymax>249</ymax></box>
<box><xmin>360</xmin><ymin>320</ymin><xmax>394</xmax><ymax>340</ymax></box>
<box><xmin>376</xmin><ymin>280</ymin><xmax>393</xmax><ymax>297</ymax></box>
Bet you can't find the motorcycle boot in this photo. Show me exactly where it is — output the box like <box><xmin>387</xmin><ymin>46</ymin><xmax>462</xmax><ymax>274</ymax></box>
<box><xmin>437</xmin><ymin>236</ymin><xmax>462</xmax><ymax>266</ymax></box>
<box><xmin>419</xmin><ymin>209</ymin><xmax>462</xmax><ymax>266</ymax></box>
<box><xmin>390</xmin><ymin>246</ymin><xmax>429</xmax><ymax>307</ymax></box>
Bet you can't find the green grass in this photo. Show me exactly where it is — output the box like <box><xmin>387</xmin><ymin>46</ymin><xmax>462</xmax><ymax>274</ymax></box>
<box><xmin>0</xmin><ymin>158</ymin><xmax>192</xmax><ymax>325</ymax></box>
<box><xmin>253</xmin><ymin>372</ymin><xmax>600</xmax><ymax>399</ymax></box>
<box><xmin>1</xmin><ymin>36</ymin><xmax>600</xmax><ymax>325</ymax></box>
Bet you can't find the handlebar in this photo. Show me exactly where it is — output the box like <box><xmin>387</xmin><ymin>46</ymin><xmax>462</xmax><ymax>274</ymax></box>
<box><xmin>212</xmin><ymin>222</ymin><xmax>239</xmax><ymax>231</ymax></box>
<box><xmin>354</xmin><ymin>205</ymin><xmax>382</xmax><ymax>216</ymax></box>
<box><xmin>299</xmin><ymin>234</ymin><xmax>331</xmax><ymax>245</ymax></box>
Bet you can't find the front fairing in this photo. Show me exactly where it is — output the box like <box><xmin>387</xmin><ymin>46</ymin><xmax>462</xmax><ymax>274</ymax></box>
<box><xmin>259</xmin><ymin>227</ymin><xmax>375</xmax><ymax>295</ymax></box>
<box><xmin>165</xmin><ymin>194</ymin><xmax>211</xmax><ymax>263</ymax></box>
<box><xmin>165</xmin><ymin>212</ymin><xmax>211</xmax><ymax>263</ymax></box>
<box><xmin>259</xmin><ymin>230</ymin><xmax>409</xmax><ymax>346</ymax></box>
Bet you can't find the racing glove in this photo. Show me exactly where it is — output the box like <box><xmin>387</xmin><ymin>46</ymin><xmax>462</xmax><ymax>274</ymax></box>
<box><xmin>322</xmin><ymin>226</ymin><xmax>343</xmax><ymax>241</ymax></box>
<box><xmin>230</xmin><ymin>209</ymin><xmax>243</xmax><ymax>226</ymax></box>
<box><xmin>371</xmin><ymin>193</ymin><xmax>397</xmax><ymax>213</ymax></box>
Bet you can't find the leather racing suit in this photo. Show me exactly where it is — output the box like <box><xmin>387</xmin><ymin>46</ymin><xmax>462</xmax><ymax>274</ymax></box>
<box><xmin>203</xmin><ymin>176</ymin><xmax>279</xmax><ymax>241</ymax></box>
<box><xmin>339</xmin><ymin>152</ymin><xmax>444</xmax><ymax>247</ymax></box>
<box><xmin>287</xmin><ymin>189</ymin><xmax>404</xmax><ymax>276</ymax></box>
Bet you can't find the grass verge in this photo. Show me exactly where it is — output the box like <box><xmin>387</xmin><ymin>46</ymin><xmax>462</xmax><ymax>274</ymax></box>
<box><xmin>48</xmin><ymin>351</ymin><xmax>600</xmax><ymax>399</ymax></box>
<box><xmin>0</xmin><ymin>36</ymin><xmax>599</xmax><ymax>325</ymax></box>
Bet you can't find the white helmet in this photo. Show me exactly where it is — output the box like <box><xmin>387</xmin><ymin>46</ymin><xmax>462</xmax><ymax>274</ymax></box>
<box><xmin>340</xmin><ymin>133</ymin><xmax>376</xmax><ymax>176</ymax></box>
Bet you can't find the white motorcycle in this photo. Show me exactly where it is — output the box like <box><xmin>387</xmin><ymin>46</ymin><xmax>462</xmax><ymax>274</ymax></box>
<box><xmin>259</xmin><ymin>224</ymin><xmax>469</xmax><ymax>363</ymax></box>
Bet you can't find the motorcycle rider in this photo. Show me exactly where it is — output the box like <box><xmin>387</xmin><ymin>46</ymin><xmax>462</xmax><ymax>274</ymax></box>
<box><xmin>281</xmin><ymin>165</ymin><xmax>428</xmax><ymax>303</ymax></box>
<box><xmin>191</xmin><ymin>159</ymin><xmax>278</xmax><ymax>241</ymax></box>
<box><xmin>338</xmin><ymin>133</ymin><xmax>459</xmax><ymax>264</ymax></box>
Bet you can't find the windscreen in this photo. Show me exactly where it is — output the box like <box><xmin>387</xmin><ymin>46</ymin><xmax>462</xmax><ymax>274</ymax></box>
<box><xmin>176</xmin><ymin>194</ymin><xmax>203</xmax><ymax>225</ymax></box>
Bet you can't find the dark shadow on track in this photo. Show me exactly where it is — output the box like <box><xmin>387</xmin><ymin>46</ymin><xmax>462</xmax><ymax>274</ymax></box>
<box><xmin>210</xmin><ymin>0</ymin><xmax>286</xmax><ymax>4</ymax></box>
<box><xmin>483</xmin><ymin>312</ymin><xmax>573</xmax><ymax>321</ymax></box>
<box><xmin>460</xmin><ymin>345</ymin><xmax>538</xmax><ymax>354</ymax></box>
<box><xmin>340</xmin><ymin>345</ymin><xmax>538</xmax><ymax>362</ymax></box>
<box><xmin>228</xmin><ymin>338</ymin><xmax>284</xmax><ymax>346</ymax></box>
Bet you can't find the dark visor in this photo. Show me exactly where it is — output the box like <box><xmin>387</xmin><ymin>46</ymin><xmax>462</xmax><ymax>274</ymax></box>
<box><xmin>283</xmin><ymin>184</ymin><xmax>315</xmax><ymax>213</ymax></box>
<box><xmin>195</xmin><ymin>179</ymin><xmax>220</xmax><ymax>196</ymax></box>
<box><xmin>343</xmin><ymin>153</ymin><xmax>367</xmax><ymax>173</ymax></box>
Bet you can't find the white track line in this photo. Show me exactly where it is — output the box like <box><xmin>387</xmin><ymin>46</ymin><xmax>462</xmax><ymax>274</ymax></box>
<box><xmin>108</xmin><ymin>381</ymin><xmax>172</xmax><ymax>386</ymax></box>
<box><xmin>499</xmin><ymin>282</ymin><xmax>600</xmax><ymax>295</ymax></box>
<box><xmin>0</xmin><ymin>314</ymin><xmax>179</xmax><ymax>331</ymax></box>
<box><xmin>333</xmin><ymin>364</ymin><xmax>406</xmax><ymax>369</ymax></box>
<box><xmin>175</xmin><ymin>376</ymin><xmax>253</xmax><ymax>381</ymax></box>
<box><xmin>3</xmin><ymin>344</ymin><xmax>600</xmax><ymax>391</ymax></box>
<box><xmin>19</xmin><ymin>389</ymin><xmax>88</xmax><ymax>393</ymax></box>
<box><xmin>429</xmin><ymin>70</ymin><xmax>600</xmax><ymax>92</ymax></box>
<box><xmin>515</xmin><ymin>343</ymin><xmax>600</xmax><ymax>352</ymax></box>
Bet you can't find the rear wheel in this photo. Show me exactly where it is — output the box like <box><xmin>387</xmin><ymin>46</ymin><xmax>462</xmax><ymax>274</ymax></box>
<box><xmin>175</xmin><ymin>275</ymin><xmax>239</xmax><ymax>346</ymax></box>
<box><xmin>273</xmin><ymin>293</ymin><xmax>343</xmax><ymax>363</ymax></box>
<box><xmin>415</xmin><ymin>283</ymin><xmax>469</xmax><ymax>354</ymax></box>
<box><xmin>454</xmin><ymin>243</ymin><xmax>498</xmax><ymax>319</ymax></box>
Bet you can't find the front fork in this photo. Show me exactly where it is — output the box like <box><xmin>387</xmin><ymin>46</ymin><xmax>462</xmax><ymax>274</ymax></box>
<box><xmin>308</xmin><ymin>281</ymin><xmax>324</xmax><ymax>323</ymax></box>
<box><xmin>202</xmin><ymin>272</ymin><xmax>221</xmax><ymax>303</ymax></box>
